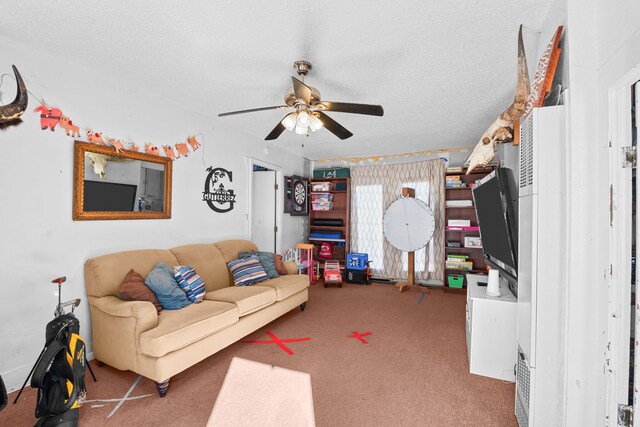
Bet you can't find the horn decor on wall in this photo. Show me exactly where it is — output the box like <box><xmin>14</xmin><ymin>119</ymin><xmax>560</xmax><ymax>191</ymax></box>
<box><xmin>465</xmin><ymin>25</ymin><xmax>530</xmax><ymax>174</ymax></box>
<box><xmin>0</xmin><ymin>65</ymin><xmax>29</xmax><ymax>127</ymax></box>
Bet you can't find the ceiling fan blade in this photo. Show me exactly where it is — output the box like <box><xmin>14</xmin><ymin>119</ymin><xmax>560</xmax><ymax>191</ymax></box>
<box><xmin>314</xmin><ymin>101</ymin><xmax>384</xmax><ymax>117</ymax></box>
<box><xmin>265</xmin><ymin>121</ymin><xmax>287</xmax><ymax>140</ymax></box>
<box><xmin>315</xmin><ymin>111</ymin><xmax>353</xmax><ymax>140</ymax></box>
<box><xmin>291</xmin><ymin>77</ymin><xmax>312</xmax><ymax>105</ymax></box>
<box><xmin>218</xmin><ymin>105</ymin><xmax>288</xmax><ymax>117</ymax></box>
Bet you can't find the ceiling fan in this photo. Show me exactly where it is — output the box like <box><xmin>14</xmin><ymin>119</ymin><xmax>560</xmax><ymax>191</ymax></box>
<box><xmin>218</xmin><ymin>60</ymin><xmax>384</xmax><ymax>140</ymax></box>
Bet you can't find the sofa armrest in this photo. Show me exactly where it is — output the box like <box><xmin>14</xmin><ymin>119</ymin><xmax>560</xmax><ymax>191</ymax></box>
<box><xmin>88</xmin><ymin>296</ymin><xmax>158</xmax><ymax>371</ymax></box>
<box><xmin>90</xmin><ymin>296</ymin><xmax>158</xmax><ymax>321</ymax></box>
<box><xmin>284</xmin><ymin>260</ymin><xmax>298</xmax><ymax>275</ymax></box>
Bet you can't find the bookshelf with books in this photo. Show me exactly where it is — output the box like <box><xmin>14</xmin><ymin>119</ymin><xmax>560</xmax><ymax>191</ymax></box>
<box><xmin>443</xmin><ymin>166</ymin><xmax>494</xmax><ymax>293</ymax></box>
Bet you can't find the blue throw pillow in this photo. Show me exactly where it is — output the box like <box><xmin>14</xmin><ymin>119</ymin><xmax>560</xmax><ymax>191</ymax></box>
<box><xmin>227</xmin><ymin>255</ymin><xmax>269</xmax><ymax>286</ymax></box>
<box><xmin>238</xmin><ymin>251</ymin><xmax>279</xmax><ymax>279</ymax></box>
<box><xmin>145</xmin><ymin>262</ymin><xmax>191</xmax><ymax>310</ymax></box>
<box><xmin>174</xmin><ymin>265</ymin><xmax>206</xmax><ymax>303</ymax></box>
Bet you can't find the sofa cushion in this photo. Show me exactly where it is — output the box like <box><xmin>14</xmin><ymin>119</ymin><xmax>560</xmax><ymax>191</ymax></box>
<box><xmin>145</xmin><ymin>262</ymin><xmax>191</xmax><ymax>310</ymax></box>
<box><xmin>274</xmin><ymin>254</ymin><xmax>288</xmax><ymax>275</ymax></box>
<box><xmin>215</xmin><ymin>240</ymin><xmax>258</xmax><ymax>263</ymax></box>
<box><xmin>139</xmin><ymin>300</ymin><xmax>238</xmax><ymax>357</ymax></box>
<box><xmin>228</xmin><ymin>256</ymin><xmax>269</xmax><ymax>286</ymax></box>
<box><xmin>256</xmin><ymin>275</ymin><xmax>309</xmax><ymax>301</ymax></box>
<box><xmin>174</xmin><ymin>266</ymin><xmax>206</xmax><ymax>303</ymax></box>
<box><xmin>171</xmin><ymin>244</ymin><xmax>231</xmax><ymax>291</ymax></box>
<box><xmin>205</xmin><ymin>286</ymin><xmax>277</xmax><ymax>317</ymax></box>
<box><xmin>239</xmin><ymin>251</ymin><xmax>279</xmax><ymax>279</ymax></box>
<box><xmin>116</xmin><ymin>269</ymin><xmax>163</xmax><ymax>313</ymax></box>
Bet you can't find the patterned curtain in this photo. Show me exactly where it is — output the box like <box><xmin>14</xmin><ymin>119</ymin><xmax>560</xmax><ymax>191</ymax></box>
<box><xmin>350</xmin><ymin>159</ymin><xmax>445</xmax><ymax>282</ymax></box>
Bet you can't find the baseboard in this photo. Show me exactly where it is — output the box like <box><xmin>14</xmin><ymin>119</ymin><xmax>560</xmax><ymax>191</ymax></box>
<box><xmin>3</xmin><ymin>351</ymin><xmax>94</xmax><ymax>395</ymax></box>
<box><xmin>3</xmin><ymin>361</ymin><xmax>36</xmax><ymax>395</ymax></box>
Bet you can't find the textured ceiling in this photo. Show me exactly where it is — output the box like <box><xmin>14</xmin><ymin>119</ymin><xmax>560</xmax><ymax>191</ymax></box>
<box><xmin>0</xmin><ymin>0</ymin><xmax>553</xmax><ymax>160</ymax></box>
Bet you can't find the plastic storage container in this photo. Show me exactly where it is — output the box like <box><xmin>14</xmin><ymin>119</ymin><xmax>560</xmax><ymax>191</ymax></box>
<box><xmin>447</xmin><ymin>274</ymin><xmax>465</xmax><ymax>288</ymax></box>
<box><xmin>311</xmin><ymin>182</ymin><xmax>334</xmax><ymax>192</ymax></box>
<box><xmin>311</xmin><ymin>193</ymin><xmax>333</xmax><ymax>202</ymax></box>
<box><xmin>346</xmin><ymin>253</ymin><xmax>368</xmax><ymax>270</ymax></box>
<box><xmin>312</xmin><ymin>201</ymin><xmax>334</xmax><ymax>211</ymax></box>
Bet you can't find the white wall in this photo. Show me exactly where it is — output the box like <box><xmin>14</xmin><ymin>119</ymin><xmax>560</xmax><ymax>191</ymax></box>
<box><xmin>592</xmin><ymin>0</ymin><xmax>640</xmax><ymax>424</ymax></box>
<box><xmin>0</xmin><ymin>35</ymin><xmax>308</xmax><ymax>391</ymax></box>
<box><xmin>557</xmin><ymin>0</ymin><xmax>640</xmax><ymax>424</ymax></box>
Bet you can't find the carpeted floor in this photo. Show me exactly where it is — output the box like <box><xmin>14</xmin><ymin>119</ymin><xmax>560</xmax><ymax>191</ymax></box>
<box><xmin>2</xmin><ymin>282</ymin><xmax>517</xmax><ymax>426</ymax></box>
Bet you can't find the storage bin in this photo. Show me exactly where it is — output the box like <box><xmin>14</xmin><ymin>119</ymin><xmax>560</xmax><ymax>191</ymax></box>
<box><xmin>346</xmin><ymin>253</ymin><xmax>368</xmax><ymax>270</ymax></box>
<box><xmin>447</xmin><ymin>274</ymin><xmax>465</xmax><ymax>288</ymax></box>
<box><xmin>310</xmin><ymin>231</ymin><xmax>342</xmax><ymax>239</ymax></box>
<box><xmin>346</xmin><ymin>268</ymin><xmax>367</xmax><ymax>284</ymax></box>
<box><xmin>333</xmin><ymin>245</ymin><xmax>345</xmax><ymax>260</ymax></box>
<box><xmin>312</xmin><ymin>201</ymin><xmax>334</xmax><ymax>211</ymax></box>
<box><xmin>313</xmin><ymin>168</ymin><xmax>350</xmax><ymax>178</ymax></box>
<box><xmin>312</xmin><ymin>182</ymin><xmax>334</xmax><ymax>192</ymax></box>
<box><xmin>311</xmin><ymin>193</ymin><xmax>333</xmax><ymax>202</ymax></box>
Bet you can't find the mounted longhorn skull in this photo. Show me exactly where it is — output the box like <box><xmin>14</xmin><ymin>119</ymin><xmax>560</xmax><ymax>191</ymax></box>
<box><xmin>85</xmin><ymin>152</ymin><xmax>135</xmax><ymax>179</ymax></box>
<box><xmin>86</xmin><ymin>153</ymin><xmax>109</xmax><ymax>179</ymax></box>
<box><xmin>0</xmin><ymin>65</ymin><xmax>28</xmax><ymax>127</ymax></box>
<box><xmin>465</xmin><ymin>25</ymin><xmax>530</xmax><ymax>174</ymax></box>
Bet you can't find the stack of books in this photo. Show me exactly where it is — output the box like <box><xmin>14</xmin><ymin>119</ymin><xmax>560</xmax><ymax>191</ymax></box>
<box><xmin>446</xmin><ymin>175</ymin><xmax>467</xmax><ymax>189</ymax></box>
<box><xmin>446</xmin><ymin>254</ymin><xmax>473</xmax><ymax>271</ymax></box>
<box><xmin>445</xmin><ymin>225</ymin><xmax>479</xmax><ymax>231</ymax></box>
<box><xmin>447</xmin><ymin>166</ymin><xmax>464</xmax><ymax>173</ymax></box>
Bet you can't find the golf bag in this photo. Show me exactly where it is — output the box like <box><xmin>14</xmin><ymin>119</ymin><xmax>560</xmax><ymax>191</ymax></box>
<box><xmin>0</xmin><ymin>374</ymin><xmax>7</xmax><ymax>412</ymax></box>
<box><xmin>30</xmin><ymin>313</ymin><xmax>87</xmax><ymax>426</ymax></box>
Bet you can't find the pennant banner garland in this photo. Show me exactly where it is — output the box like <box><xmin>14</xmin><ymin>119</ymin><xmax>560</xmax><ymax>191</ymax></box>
<box><xmin>32</xmin><ymin>101</ymin><xmax>201</xmax><ymax>161</ymax></box>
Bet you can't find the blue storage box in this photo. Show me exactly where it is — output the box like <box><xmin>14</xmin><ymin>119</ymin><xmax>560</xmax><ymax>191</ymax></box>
<box><xmin>310</xmin><ymin>231</ymin><xmax>342</xmax><ymax>239</ymax></box>
<box><xmin>346</xmin><ymin>253</ymin><xmax>368</xmax><ymax>270</ymax></box>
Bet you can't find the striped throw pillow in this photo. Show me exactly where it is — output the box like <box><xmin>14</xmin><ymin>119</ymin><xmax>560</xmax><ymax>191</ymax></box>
<box><xmin>227</xmin><ymin>255</ymin><xmax>268</xmax><ymax>286</ymax></box>
<box><xmin>174</xmin><ymin>265</ymin><xmax>206</xmax><ymax>303</ymax></box>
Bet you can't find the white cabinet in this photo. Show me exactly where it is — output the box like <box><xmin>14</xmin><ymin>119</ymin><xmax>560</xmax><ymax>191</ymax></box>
<box><xmin>466</xmin><ymin>273</ymin><xmax>517</xmax><ymax>381</ymax></box>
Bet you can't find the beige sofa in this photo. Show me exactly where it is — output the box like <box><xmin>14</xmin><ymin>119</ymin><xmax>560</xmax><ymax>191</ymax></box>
<box><xmin>84</xmin><ymin>240</ymin><xmax>308</xmax><ymax>396</ymax></box>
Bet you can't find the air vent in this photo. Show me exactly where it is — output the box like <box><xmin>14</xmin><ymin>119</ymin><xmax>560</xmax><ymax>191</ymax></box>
<box><xmin>516</xmin><ymin>349</ymin><xmax>530</xmax><ymax>426</ymax></box>
<box><xmin>519</xmin><ymin>115</ymin><xmax>534</xmax><ymax>189</ymax></box>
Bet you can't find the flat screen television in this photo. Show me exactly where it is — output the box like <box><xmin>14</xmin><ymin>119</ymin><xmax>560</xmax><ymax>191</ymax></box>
<box><xmin>83</xmin><ymin>180</ymin><xmax>137</xmax><ymax>212</ymax></box>
<box><xmin>471</xmin><ymin>168</ymin><xmax>518</xmax><ymax>292</ymax></box>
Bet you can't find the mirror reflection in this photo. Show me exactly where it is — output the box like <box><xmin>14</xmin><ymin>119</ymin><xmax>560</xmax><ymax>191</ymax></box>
<box><xmin>73</xmin><ymin>141</ymin><xmax>172</xmax><ymax>220</ymax></box>
<box><xmin>84</xmin><ymin>154</ymin><xmax>165</xmax><ymax>212</ymax></box>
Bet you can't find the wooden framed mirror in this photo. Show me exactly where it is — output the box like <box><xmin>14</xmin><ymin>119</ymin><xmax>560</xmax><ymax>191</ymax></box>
<box><xmin>73</xmin><ymin>141</ymin><xmax>172</xmax><ymax>220</ymax></box>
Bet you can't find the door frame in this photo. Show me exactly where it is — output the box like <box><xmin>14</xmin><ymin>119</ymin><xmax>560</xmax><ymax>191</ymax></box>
<box><xmin>606</xmin><ymin>63</ymin><xmax>640</xmax><ymax>425</ymax></box>
<box><xmin>246</xmin><ymin>157</ymin><xmax>283</xmax><ymax>254</ymax></box>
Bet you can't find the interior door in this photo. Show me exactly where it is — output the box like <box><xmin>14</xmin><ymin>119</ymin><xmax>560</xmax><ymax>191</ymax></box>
<box><xmin>251</xmin><ymin>170</ymin><xmax>277</xmax><ymax>252</ymax></box>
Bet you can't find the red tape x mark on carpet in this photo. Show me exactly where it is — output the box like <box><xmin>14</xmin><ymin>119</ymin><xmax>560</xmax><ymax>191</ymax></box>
<box><xmin>349</xmin><ymin>331</ymin><xmax>372</xmax><ymax>344</ymax></box>
<box><xmin>240</xmin><ymin>331</ymin><xmax>310</xmax><ymax>355</ymax></box>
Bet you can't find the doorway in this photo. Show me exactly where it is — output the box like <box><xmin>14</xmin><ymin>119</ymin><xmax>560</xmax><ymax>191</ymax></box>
<box><xmin>247</xmin><ymin>158</ymin><xmax>283</xmax><ymax>253</ymax></box>
<box><xmin>606</xmin><ymin>75</ymin><xmax>640</xmax><ymax>425</ymax></box>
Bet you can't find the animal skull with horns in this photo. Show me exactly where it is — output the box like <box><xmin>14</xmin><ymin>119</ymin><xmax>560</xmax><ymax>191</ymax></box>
<box><xmin>0</xmin><ymin>65</ymin><xmax>28</xmax><ymax>128</ymax></box>
<box><xmin>465</xmin><ymin>26</ymin><xmax>530</xmax><ymax>174</ymax></box>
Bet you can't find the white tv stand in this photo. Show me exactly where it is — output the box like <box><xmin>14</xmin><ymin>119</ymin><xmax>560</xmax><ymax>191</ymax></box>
<box><xmin>465</xmin><ymin>273</ymin><xmax>517</xmax><ymax>381</ymax></box>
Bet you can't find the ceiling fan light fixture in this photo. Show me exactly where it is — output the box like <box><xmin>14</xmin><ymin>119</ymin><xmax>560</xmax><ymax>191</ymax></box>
<box><xmin>309</xmin><ymin>113</ymin><xmax>323</xmax><ymax>132</ymax></box>
<box><xmin>294</xmin><ymin>123</ymin><xmax>308</xmax><ymax>135</ymax></box>
<box><xmin>296</xmin><ymin>110</ymin><xmax>310</xmax><ymax>127</ymax></box>
<box><xmin>281</xmin><ymin>112</ymin><xmax>297</xmax><ymax>131</ymax></box>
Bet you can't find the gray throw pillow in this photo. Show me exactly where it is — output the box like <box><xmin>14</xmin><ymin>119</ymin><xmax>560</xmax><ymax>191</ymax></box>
<box><xmin>238</xmin><ymin>251</ymin><xmax>279</xmax><ymax>279</ymax></box>
<box><xmin>145</xmin><ymin>262</ymin><xmax>191</xmax><ymax>310</ymax></box>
